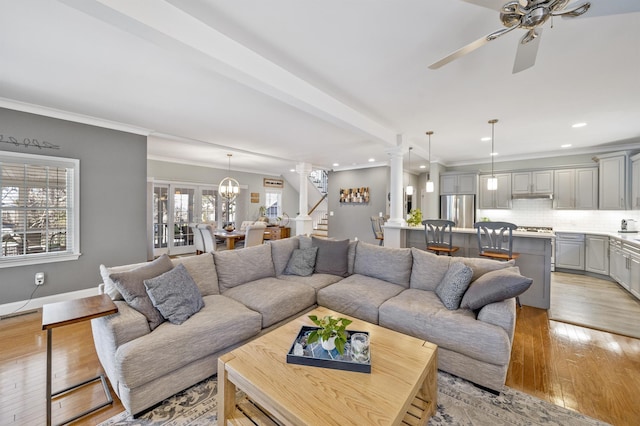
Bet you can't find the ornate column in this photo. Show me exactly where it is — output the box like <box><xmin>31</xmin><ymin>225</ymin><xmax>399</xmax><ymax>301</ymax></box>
<box><xmin>294</xmin><ymin>162</ymin><xmax>313</xmax><ymax>236</ymax></box>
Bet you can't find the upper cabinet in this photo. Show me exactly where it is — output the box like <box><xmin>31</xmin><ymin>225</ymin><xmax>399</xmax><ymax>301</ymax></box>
<box><xmin>512</xmin><ymin>170</ymin><xmax>554</xmax><ymax>195</ymax></box>
<box><xmin>553</xmin><ymin>168</ymin><xmax>598</xmax><ymax>210</ymax></box>
<box><xmin>479</xmin><ymin>174</ymin><xmax>511</xmax><ymax>209</ymax></box>
<box><xmin>632</xmin><ymin>153</ymin><xmax>640</xmax><ymax>210</ymax></box>
<box><xmin>598</xmin><ymin>152</ymin><xmax>628</xmax><ymax>210</ymax></box>
<box><xmin>440</xmin><ymin>173</ymin><xmax>477</xmax><ymax>195</ymax></box>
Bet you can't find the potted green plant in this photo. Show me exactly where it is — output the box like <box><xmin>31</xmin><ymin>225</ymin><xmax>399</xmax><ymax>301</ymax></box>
<box><xmin>407</xmin><ymin>208</ymin><xmax>423</xmax><ymax>227</ymax></box>
<box><xmin>306</xmin><ymin>315</ymin><xmax>352</xmax><ymax>354</ymax></box>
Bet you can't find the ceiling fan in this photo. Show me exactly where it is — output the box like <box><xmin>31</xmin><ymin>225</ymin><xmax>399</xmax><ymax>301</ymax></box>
<box><xmin>429</xmin><ymin>0</ymin><xmax>639</xmax><ymax>73</ymax></box>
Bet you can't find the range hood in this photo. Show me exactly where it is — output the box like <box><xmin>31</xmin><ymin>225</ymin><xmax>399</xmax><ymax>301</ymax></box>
<box><xmin>511</xmin><ymin>193</ymin><xmax>553</xmax><ymax>200</ymax></box>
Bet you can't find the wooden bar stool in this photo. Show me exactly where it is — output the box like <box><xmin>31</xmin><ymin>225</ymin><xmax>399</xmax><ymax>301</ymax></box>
<box><xmin>422</xmin><ymin>219</ymin><xmax>460</xmax><ymax>256</ymax></box>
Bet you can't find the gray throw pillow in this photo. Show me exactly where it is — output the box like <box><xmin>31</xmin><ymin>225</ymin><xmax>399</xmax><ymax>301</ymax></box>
<box><xmin>144</xmin><ymin>263</ymin><xmax>205</xmax><ymax>325</ymax></box>
<box><xmin>461</xmin><ymin>267</ymin><xmax>533</xmax><ymax>310</ymax></box>
<box><xmin>312</xmin><ymin>237</ymin><xmax>349</xmax><ymax>277</ymax></box>
<box><xmin>436</xmin><ymin>261</ymin><xmax>474</xmax><ymax>310</ymax></box>
<box><xmin>284</xmin><ymin>247</ymin><xmax>318</xmax><ymax>276</ymax></box>
<box><xmin>110</xmin><ymin>254</ymin><xmax>174</xmax><ymax>330</ymax></box>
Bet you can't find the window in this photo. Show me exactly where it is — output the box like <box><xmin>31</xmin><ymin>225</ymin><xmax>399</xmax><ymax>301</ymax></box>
<box><xmin>264</xmin><ymin>190</ymin><xmax>282</xmax><ymax>220</ymax></box>
<box><xmin>1</xmin><ymin>151</ymin><xmax>80</xmax><ymax>267</ymax></box>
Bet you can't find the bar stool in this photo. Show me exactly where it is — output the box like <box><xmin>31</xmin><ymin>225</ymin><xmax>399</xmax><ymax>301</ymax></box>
<box><xmin>474</xmin><ymin>221</ymin><xmax>522</xmax><ymax>307</ymax></box>
<box><xmin>370</xmin><ymin>216</ymin><xmax>385</xmax><ymax>246</ymax></box>
<box><xmin>422</xmin><ymin>219</ymin><xmax>459</xmax><ymax>256</ymax></box>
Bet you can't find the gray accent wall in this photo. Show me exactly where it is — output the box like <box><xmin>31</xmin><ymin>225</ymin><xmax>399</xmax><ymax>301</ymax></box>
<box><xmin>328</xmin><ymin>166</ymin><xmax>389</xmax><ymax>244</ymax></box>
<box><xmin>0</xmin><ymin>108</ymin><xmax>147</xmax><ymax>304</ymax></box>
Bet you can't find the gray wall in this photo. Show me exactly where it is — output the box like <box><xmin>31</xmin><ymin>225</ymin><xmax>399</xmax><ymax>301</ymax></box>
<box><xmin>147</xmin><ymin>160</ymin><xmax>299</xmax><ymax>223</ymax></box>
<box><xmin>0</xmin><ymin>108</ymin><xmax>147</xmax><ymax>304</ymax></box>
<box><xmin>328</xmin><ymin>166</ymin><xmax>389</xmax><ymax>244</ymax></box>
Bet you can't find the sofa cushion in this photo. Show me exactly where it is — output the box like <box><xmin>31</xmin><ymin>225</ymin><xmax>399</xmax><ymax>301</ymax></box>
<box><xmin>144</xmin><ymin>264</ymin><xmax>205</xmax><ymax>325</ymax></box>
<box><xmin>456</xmin><ymin>257</ymin><xmax>515</xmax><ymax>282</ymax></box>
<box><xmin>312</xmin><ymin>237</ymin><xmax>349</xmax><ymax>277</ymax></box>
<box><xmin>435</xmin><ymin>261</ymin><xmax>473</xmax><ymax>310</ymax></box>
<box><xmin>100</xmin><ymin>260</ymin><xmax>150</xmax><ymax>301</ymax></box>
<box><xmin>109</xmin><ymin>254</ymin><xmax>174</xmax><ymax>330</ymax></box>
<box><xmin>276</xmin><ymin>273</ymin><xmax>344</xmax><ymax>292</ymax></box>
<box><xmin>214</xmin><ymin>244</ymin><xmax>275</xmax><ymax>292</ymax></box>
<box><xmin>354</xmin><ymin>242</ymin><xmax>412</xmax><ymax>288</ymax></box>
<box><xmin>284</xmin><ymin>247</ymin><xmax>318</xmax><ymax>276</ymax></box>
<box><xmin>115</xmin><ymin>295</ymin><xmax>262</xmax><ymax>390</ymax></box>
<box><xmin>317</xmin><ymin>274</ymin><xmax>405</xmax><ymax>324</ymax></box>
<box><xmin>409</xmin><ymin>248</ymin><xmax>452</xmax><ymax>291</ymax></box>
<box><xmin>461</xmin><ymin>267</ymin><xmax>533</xmax><ymax>310</ymax></box>
<box><xmin>270</xmin><ymin>237</ymin><xmax>300</xmax><ymax>276</ymax></box>
<box><xmin>379</xmin><ymin>289</ymin><xmax>512</xmax><ymax>366</ymax></box>
<box><xmin>222</xmin><ymin>277</ymin><xmax>316</xmax><ymax>328</ymax></box>
<box><xmin>171</xmin><ymin>253</ymin><xmax>219</xmax><ymax>296</ymax></box>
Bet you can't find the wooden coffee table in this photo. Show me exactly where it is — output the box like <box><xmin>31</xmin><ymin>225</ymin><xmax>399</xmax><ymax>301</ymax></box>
<box><xmin>218</xmin><ymin>306</ymin><xmax>438</xmax><ymax>425</ymax></box>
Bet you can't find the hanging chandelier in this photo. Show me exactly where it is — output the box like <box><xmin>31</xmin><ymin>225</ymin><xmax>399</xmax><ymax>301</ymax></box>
<box><xmin>218</xmin><ymin>153</ymin><xmax>240</xmax><ymax>200</ymax></box>
<box><xmin>487</xmin><ymin>119</ymin><xmax>498</xmax><ymax>191</ymax></box>
<box><xmin>425</xmin><ymin>131</ymin><xmax>434</xmax><ymax>193</ymax></box>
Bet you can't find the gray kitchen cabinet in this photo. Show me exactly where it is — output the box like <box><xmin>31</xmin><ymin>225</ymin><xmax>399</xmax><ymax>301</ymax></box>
<box><xmin>479</xmin><ymin>174</ymin><xmax>511</xmax><ymax>209</ymax></box>
<box><xmin>599</xmin><ymin>152</ymin><xmax>628</xmax><ymax>210</ymax></box>
<box><xmin>553</xmin><ymin>167</ymin><xmax>598</xmax><ymax>209</ymax></box>
<box><xmin>609</xmin><ymin>239</ymin><xmax>632</xmax><ymax>291</ymax></box>
<box><xmin>585</xmin><ymin>234</ymin><xmax>609</xmax><ymax>275</ymax></box>
<box><xmin>555</xmin><ymin>233</ymin><xmax>585</xmax><ymax>270</ymax></box>
<box><xmin>632</xmin><ymin>153</ymin><xmax>640</xmax><ymax>210</ymax></box>
<box><xmin>440</xmin><ymin>173</ymin><xmax>477</xmax><ymax>195</ymax></box>
<box><xmin>512</xmin><ymin>170</ymin><xmax>553</xmax><ymax>195</ymax></box>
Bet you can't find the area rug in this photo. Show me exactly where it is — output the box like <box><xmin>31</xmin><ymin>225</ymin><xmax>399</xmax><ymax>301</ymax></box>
<box><xmin>98</xmin><ymin>371</ymin><xmax>609</xmax><ymax>426</ymax></box>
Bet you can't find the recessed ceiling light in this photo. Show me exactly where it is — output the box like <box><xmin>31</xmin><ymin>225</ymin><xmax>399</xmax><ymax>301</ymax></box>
<box><xmin>481</xmin><ymin>137</ymin><xmax>492</xmax><ymax>142</ymax></box>
<box><xmin>490</xmin><ymin>152</ymin><xmax>498</xmax><ymax>156</ymax></box>
<box><xmin>332</xmin><ymin>163</ymin><xmax>339</xmax><ymax>167</ymax></box>
<box><xmin>368</xmin><ymin>158</ymin><xmax>375</xmax><ymax>162</ymax></box>
<box><xmin>561</xmin><ymin>144</ymin><xmax>572</xmax><ymax>148</ymax></box>
<box><xmin>572</xmin><ymin>122</ymin><xmax>587</xmax><ymax>128</ymax></box>
<box><xmin>419</xmin><ymin>165</ymin><xmax>426</xmax><ymax>169</ymax></box>
<box><xmin>289</xmin><ymin>168</ymin><xmax>295</xmax><ymax>172</ymax></box>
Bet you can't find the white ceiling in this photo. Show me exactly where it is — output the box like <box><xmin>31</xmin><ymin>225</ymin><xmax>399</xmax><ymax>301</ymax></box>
<box><xmin>1</xmin><ymin>0</ymin><xmax>639</xmax><ymax>177</ymax></box>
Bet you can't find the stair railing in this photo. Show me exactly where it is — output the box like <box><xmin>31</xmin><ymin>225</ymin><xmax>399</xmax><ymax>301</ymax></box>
<box><xmin>309</xmin><ymin>169</ymin><xmax>328</xmax><ymax>195</ymax></box>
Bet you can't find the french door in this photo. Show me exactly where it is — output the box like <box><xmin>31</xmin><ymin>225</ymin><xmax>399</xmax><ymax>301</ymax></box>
<box><xmin>152</xmin><ymin>183</ymin><xmax>217</xmax><ymax>256</ymax></box>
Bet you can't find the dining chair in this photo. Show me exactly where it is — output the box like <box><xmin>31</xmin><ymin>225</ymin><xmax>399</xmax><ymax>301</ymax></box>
<box><xmin>243</xmin><ymin>222</ymin><xmax>268</xmax><ymax>248</ymax></box>
<box><xmin>422</xmin><ymin>219</ymin><xmax>459</xmax><ymax>256</ymax></box>
<box><xmin>197</xmin><ymin>224</ymin><xmax>217</xmax><ymax>253</ymax></box>
<box><xmin>474</xmin><ymin>221</ymin><xmax>522</xmax><ymax>307</ymax></box>
<box><xmin>190</xmin><ymin>224</ymin><xmax>205</xmax><ymax>255</ymax></box>
<box><xmin>370</xmin><ymin>216</ymin><xmax>385</xmax><ymax>246</ymax></box>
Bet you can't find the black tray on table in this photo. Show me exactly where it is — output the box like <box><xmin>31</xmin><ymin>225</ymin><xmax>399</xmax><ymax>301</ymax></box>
<box><xmin>286</xmin><ymin>326</ymin><xmax>371</xmax><ymax>373</ymax></box>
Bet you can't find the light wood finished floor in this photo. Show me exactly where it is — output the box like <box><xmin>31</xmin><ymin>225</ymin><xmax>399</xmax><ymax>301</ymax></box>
<box><xmin>549</xmin><ymin>271</ymin><xmax>640</xmax><ymax>339</ymax></box>
<box><xmin>1</xmin><ymin>274</ymin><xmax>638</xmax><ymax>425</ymax></box>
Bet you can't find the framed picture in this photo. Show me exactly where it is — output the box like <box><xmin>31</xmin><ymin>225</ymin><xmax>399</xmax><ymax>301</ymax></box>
<box><xmin>339</xmin><ymin>187</ymin><xmax>370</xmax><ymax>204</ymax></box>
<box><xmin>264</xmin><ymin>178</ymin><xmax>284</xmax><ymax>188</ymax></box>
<box><xmin>250</xmin><ymin>192</ymin><xmax>260</xmax><ymax>203</ymax></box>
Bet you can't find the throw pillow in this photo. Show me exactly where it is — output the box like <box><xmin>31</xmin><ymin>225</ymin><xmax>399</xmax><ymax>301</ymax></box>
<box><xmin>435</xmin><ymin>261</ymin><xmax>474</xmax><ymax>310</ymax></box>
<box><xmin>460</xmin><ymin>267</ymin><xmax>533</xmax><ymax>310</ymax></box>
<box><xmin>144</xmin><ymin>263</ymin><xmax>205</xmax><ymax>325</ymax></box>
<box><xmin>284</xmin><ymin>247</ymin><xmax>318</xmax><ymax>276</ymax></box>
<box><xmin>312</xmin><ymin>237</ymin><xmax>349</xmax><ymax>277</ymax></box>
<box><xmin>110</xmin><ymin>254</ymin><xmax>174</xmax><ymax>330</ymax></box>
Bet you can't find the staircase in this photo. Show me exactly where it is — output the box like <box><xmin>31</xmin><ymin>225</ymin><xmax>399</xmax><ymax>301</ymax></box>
<box><xmin>311</xmin><ymin>213</ymin><xmax>329</xmax><ymax>238</ymax></box>
<box><xmin>308</xmin><ymin>170</ymin><xmax>329</xmax><ymax>238</ymax></box>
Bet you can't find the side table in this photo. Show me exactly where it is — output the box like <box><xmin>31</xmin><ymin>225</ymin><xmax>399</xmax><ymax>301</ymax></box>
<box><xmin>42</xmin><ymin>294</ymin><xmax>118</xmax><ymax>426</ymax></box>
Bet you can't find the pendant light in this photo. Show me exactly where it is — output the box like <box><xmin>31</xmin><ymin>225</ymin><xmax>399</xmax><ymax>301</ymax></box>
<box><xmin>487</xmin><ymin>119</ymin><xmax>498</xmax><ymax>191</ymax></box>
<box><xmin>406</xmin><ymin>147</ymin><xmax>414</xmax><ymax>196</ymax></box>
<box><xmin>425</xmin><ymin>131</ymin><xmax>434</xmax><ymax>193</ymax></box>
<box><xmin>218</xmin><ymin>154</ymin><xmax>240</xmax><ymax>200</ymax></box>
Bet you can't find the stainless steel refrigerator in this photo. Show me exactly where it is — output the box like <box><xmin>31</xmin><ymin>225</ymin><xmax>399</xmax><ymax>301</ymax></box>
<box><xmin>440</xmin><ymin>195</ymin><xmax>476</xmax><ymax>228</ymax></box>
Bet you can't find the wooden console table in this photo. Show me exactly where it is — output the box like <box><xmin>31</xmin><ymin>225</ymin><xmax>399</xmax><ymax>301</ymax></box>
<box><xmin>263</xmin><ymin>226</ymin><xmax>290</xmax><ymax>240</ymax></box>
<box><xmin>42</xmin><ymin>294</ymin><xmax>118</xmax><ymax>426</ymax></box>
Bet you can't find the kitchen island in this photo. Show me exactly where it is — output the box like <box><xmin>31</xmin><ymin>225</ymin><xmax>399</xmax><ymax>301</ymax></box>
<box><xmin>383</xmin><ymin>225</ymin><xmax>553</xmax><ymax>309</ymax></box>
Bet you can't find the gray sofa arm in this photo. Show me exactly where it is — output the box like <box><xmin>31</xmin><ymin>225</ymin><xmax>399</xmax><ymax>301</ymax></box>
<box><xmin>92</xmin><ymin>301</ymin><xmax>150</xmax><ymax>350</ymax></box>
<box><xmin>476</xmin><ymin>298</ymin><xmax>516</xmax><ymax>343</ymax></box>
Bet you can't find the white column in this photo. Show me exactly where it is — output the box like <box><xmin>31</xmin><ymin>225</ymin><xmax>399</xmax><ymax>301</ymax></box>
<box><xmin>384</xmin><ymin>137</ymin><xmax>407</xmax><ymax>248</ymax></box>
<box><xmin>294</xmin><ymin>162</ymin><xmax>313</xmax><ymax>236</ymax></box>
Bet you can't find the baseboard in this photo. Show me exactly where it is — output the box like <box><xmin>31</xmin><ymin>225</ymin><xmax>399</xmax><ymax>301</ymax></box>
<box><xmin>0</xmin><ymin>287</ymin><xmax>98</xmax><ymax>318</ymax></box>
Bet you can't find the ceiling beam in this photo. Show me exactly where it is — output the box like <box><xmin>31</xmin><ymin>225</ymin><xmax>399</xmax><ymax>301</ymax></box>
<box><xmin>59</xmin><ymin>0</ymin><xmax>397</xmax><ymax>146</ymax></box>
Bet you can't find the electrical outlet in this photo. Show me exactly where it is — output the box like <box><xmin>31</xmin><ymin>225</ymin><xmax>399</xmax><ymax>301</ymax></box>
<box><xmin>35</xmin><ymin>272</ymin><xmax>45</xmax><ymax>286</ymax></box>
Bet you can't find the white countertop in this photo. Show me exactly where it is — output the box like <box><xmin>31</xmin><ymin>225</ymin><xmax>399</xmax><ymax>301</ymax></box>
<box><xmin>393</xmin><ymin>225</ymin><xmax>555</xmax><ymax>239</ymax></box>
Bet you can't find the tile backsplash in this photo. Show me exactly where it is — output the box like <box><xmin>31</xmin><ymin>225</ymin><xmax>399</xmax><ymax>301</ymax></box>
<box><xmin>477</xmin><ymin>199</ymin><xmax>640</xmax><ymax>233</ymax></box>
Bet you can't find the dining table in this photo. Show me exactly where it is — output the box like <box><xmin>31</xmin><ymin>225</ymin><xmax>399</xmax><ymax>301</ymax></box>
<box><xmin>213</xmin><ymin>230</ymin><xmax>246</xmax><ymax>250</ymax></box>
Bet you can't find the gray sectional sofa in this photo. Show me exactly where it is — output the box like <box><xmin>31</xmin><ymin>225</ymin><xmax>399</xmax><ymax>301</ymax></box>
<box><xmin>93</xmin><ymin>236</ymin><xmax>531</xmax><ymax>415</ymax></box>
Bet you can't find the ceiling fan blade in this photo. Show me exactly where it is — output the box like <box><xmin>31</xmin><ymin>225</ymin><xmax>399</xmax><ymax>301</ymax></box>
<box><xmin>428</xmin><ymin>35</ymin><xmax>492</xmax><ymax>70</ymax></box>
<box><xmin>513</xmin><ymin>28</ymin><xmax>543</xmax><ymax>73</ymax></box>
<box><xmin>562</xmin><ymin>0</ymin><xmax>640</xmax><ymax>18</ymax></box>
